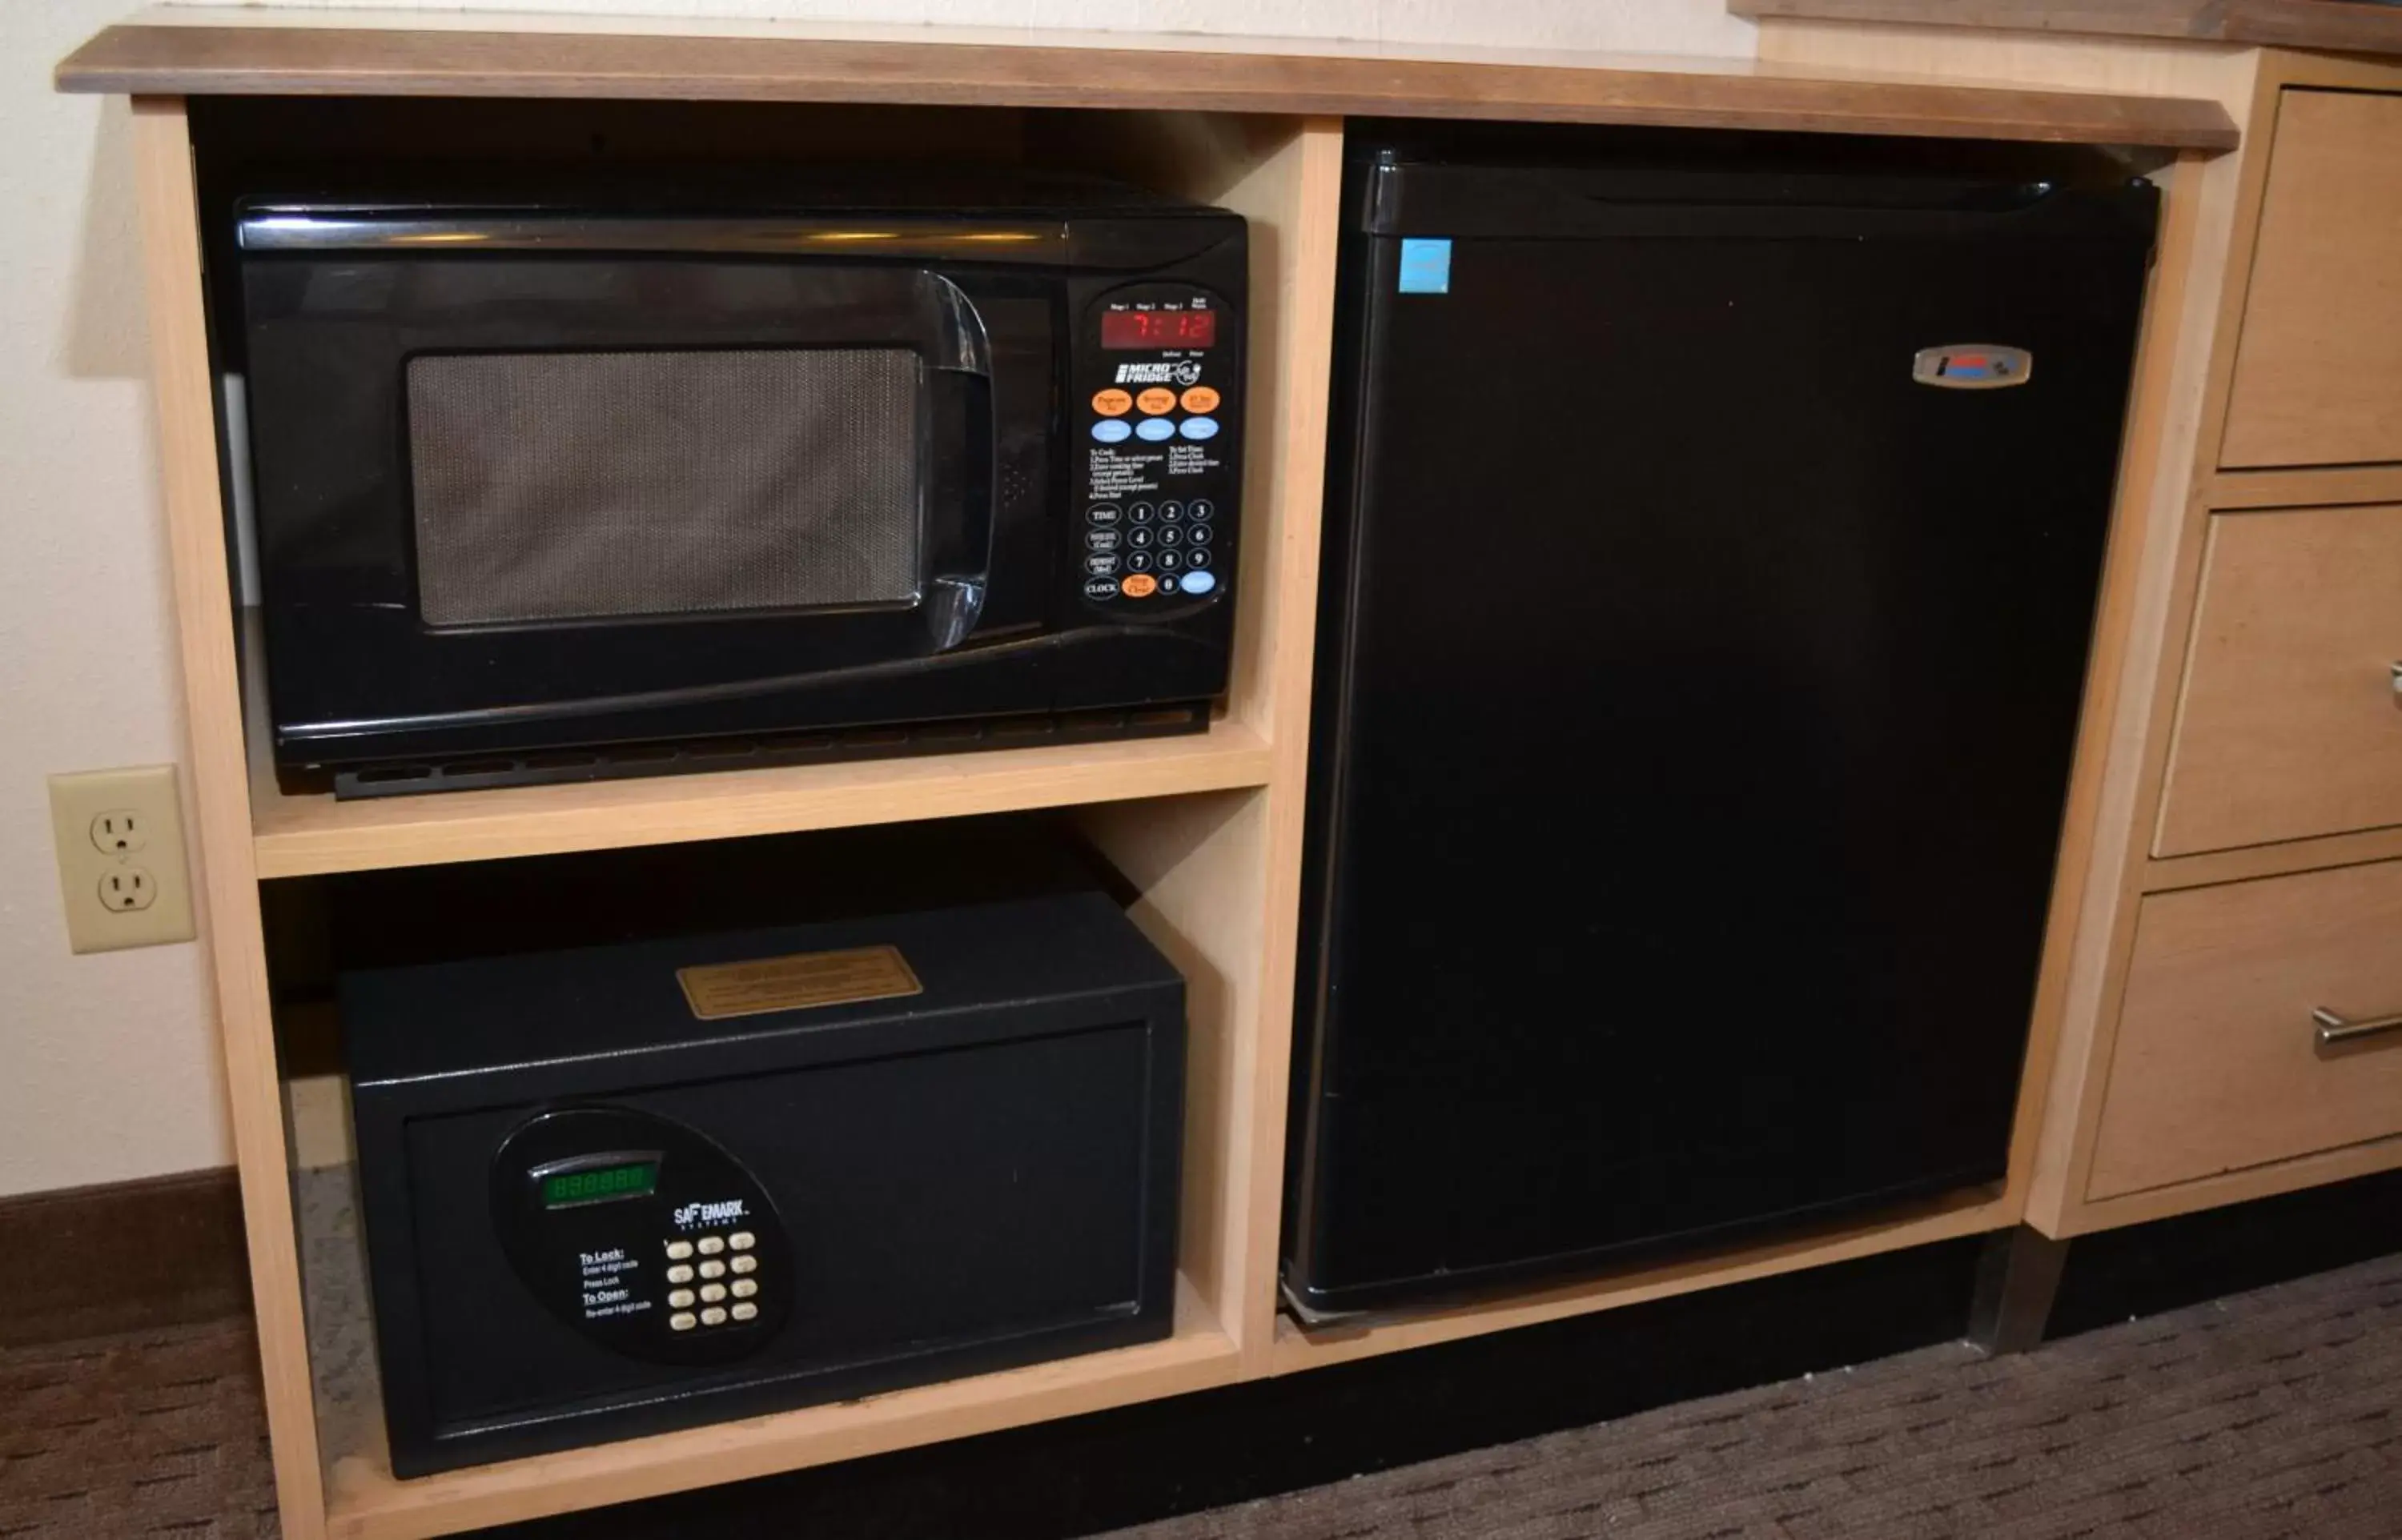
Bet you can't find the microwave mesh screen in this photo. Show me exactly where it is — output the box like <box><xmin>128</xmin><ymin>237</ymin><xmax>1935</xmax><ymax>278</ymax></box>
<box><xmin>406</xmin><ymin>348</ymin><xmax>923</xmax><ymax>627</ymax></box>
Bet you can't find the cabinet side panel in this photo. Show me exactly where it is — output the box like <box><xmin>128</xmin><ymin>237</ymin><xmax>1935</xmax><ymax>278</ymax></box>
<box><xmin>130</xmin><ymin>96</ymin><xmax>328</xmax><ymax>1537</ymax></box>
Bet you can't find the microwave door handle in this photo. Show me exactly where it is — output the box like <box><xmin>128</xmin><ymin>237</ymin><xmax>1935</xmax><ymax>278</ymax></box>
<box><xmin>920</xmin><ymin>362</ymin><xmax>994</xmax><ymax>652</ymax></box>
<box><xmin>917</xmin><ymin>275</ymin><xmax>995</xmax><ymax>653</ymax></box>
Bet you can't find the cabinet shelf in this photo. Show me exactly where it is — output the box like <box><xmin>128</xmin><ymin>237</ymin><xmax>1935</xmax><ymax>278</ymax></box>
<box><xmin>249</xmin><ymin>720</ymin><xmax>1274</xmax><ymax>879</ymax></box>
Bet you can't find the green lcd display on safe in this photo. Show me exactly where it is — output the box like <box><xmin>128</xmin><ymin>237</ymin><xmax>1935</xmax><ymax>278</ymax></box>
<box><xmin>539</xmin><ymin>1161</ymin><xmax>659</xmax><ymax>1208</ymax></box>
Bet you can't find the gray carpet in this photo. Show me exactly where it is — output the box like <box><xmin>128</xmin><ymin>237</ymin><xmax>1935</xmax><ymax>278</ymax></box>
<box><xmin>2</xmin><ymin>1250</ymin><xmax>2400</xmax><ymax>1538</ymax></box>
<box><xmin>1107</xmin><ymin>1252</ymin><xmax>2402</xmax><ymax>1540</ymax></box>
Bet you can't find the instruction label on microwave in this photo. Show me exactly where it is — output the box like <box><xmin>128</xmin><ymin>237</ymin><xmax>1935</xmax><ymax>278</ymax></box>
<box><xmin>677</xmin><ymin>944</ymin><xmax>923</xmax><ymax>1021</ymax></box>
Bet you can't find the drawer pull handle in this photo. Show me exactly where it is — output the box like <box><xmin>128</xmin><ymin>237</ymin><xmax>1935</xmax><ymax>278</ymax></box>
<box><xmin>2392</xmin><ymin>662</ymin><xmax>2402</xmax><ymax>708</ymax></box>
<box><xmin>2312</xmin><ymin>1007</ymin><xmax>2402</xmax><ymax>1048</ymax></box>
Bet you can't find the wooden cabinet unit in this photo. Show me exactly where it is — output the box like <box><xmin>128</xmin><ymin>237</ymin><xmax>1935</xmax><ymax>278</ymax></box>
<box><xmin>58</xmin><ymin>10</ymin><xmax>2239</xmax><ymax>1538</ymax></box>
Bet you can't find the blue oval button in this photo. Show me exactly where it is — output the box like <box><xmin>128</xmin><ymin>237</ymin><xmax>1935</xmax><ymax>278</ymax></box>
<box><xmin>1091</xmin><ymin>419</ymin><xmax>1132</xmax><ymax>443</ymax></box>
<box><xmin>1135</xmin><ymin>416</ymin><xmax>1176</xmax><ymax>443</ymax></box>
<box><xmin>1179</xmin><ymin>416</ymin><xmax>1220</xmax><ymax>441</ymax></box>
<box><xmin>1179</xmin><ymin>568</ymin><xmax>1217</xmax><ymax>595</ymax></box>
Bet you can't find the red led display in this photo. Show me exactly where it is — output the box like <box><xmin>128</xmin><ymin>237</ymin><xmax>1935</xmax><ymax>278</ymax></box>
<box><xmin>1101</xmin><ymin>308</ymin><xmax>1218</xmax><ymax>350</ymax></box>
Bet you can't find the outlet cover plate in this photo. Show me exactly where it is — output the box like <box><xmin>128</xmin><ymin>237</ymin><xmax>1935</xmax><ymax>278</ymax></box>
<box><xmin>49</xmin><ymin>766</ymin><xmax>197</xmax><ymax>953</ymax></box>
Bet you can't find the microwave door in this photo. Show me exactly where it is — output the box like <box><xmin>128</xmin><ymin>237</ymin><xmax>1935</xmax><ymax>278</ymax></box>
<box><xmin>241</xmin><ymin>249</ymin><xmax>1049</xmax><ymax>760</ymax></box>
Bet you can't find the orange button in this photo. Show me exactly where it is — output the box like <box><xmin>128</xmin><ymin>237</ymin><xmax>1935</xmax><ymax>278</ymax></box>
<box><xmin>1180</xmin><ymin>386</ymin><xmax>1221</xmax><ymax>414</ymax></box>
<box><xmin>1120</xmin><ymin>573</ymin><xmax>1159</xmax><ymax>598</ymax></box>
<box><xmin>1135</xmin><ymin>387</ymin><xmax>1177</xmax><ymax>415</ymax></box>
<box><xmin>1091</xmin><ymin>388</ymin><xmax>1133</xmax><ymax>417</ymax></box>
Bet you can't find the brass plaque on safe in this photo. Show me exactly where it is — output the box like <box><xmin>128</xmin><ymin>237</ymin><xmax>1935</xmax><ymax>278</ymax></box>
<box><xmin>677</xmin><ymin>944</ymin><xmax>923</xmax><ymax>1021</ymax></box>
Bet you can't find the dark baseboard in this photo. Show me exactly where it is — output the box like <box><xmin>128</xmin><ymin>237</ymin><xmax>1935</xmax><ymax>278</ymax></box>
<box><xmin>0</xmin><ymin>1168</ymin><xmax>251</xmax><ymax>1348</ymax></box>
<box><xmin>480</xmin><ymin>1237</ymin><xmax>1989</xmax><ymax>1540</ymax></box>
<box><xmin>2048</xmin><ymin>1163</ymin><xmax>2402</xmax><ymax>1341</ymax></box>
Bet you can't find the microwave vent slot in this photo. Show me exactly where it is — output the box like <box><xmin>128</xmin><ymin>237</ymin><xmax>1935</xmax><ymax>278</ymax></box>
<box><xmin>323</xmin><ymin>707</ymin><xmax>1210</xmax><ymax>800</ymax></box>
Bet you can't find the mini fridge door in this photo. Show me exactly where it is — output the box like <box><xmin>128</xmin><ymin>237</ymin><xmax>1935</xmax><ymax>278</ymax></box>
<box><xmin>1287</xmin><ymin>134</ymin><xmax>2159</xmax><ymax>1317</ymax></box>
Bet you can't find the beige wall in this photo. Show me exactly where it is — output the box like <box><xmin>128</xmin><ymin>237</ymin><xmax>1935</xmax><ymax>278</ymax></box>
<box><xmin>0</xmin><ymin>0</ymin><xmax>1756</xmax><ymax>1200</ymax></box>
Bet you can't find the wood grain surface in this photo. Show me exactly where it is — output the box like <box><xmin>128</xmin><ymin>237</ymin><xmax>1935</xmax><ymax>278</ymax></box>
<box><xmin>52</xmin><ymin>9</ymin><xmax>2236</xmax><ymax>148</ymax></box>
<box><xmin>1736</xmin><ymin>0</ymin><xmax>2402</xmax><ymax>57</ymax></box>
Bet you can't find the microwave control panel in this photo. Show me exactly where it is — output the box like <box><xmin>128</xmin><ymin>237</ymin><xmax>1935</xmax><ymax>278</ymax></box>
<box><xmin>1074</xmin><ymin>283</ymin><xmax>1238</xmax><ymax>612</ymax></box>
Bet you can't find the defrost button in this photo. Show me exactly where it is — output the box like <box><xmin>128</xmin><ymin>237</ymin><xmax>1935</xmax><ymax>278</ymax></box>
<box><xmin>1084</xmin><ymin>553</ymin><xmax>1121</xmax><ymax>576</ymax></box>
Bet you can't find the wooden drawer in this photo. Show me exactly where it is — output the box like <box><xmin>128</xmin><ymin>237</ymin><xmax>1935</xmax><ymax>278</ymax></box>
<box><xmin>2089</xmin><ymin>860</ymin><xmax>2402</xmax><ymax>1201</ymax></box>
<box><xmin>2221</xmin><ymin>90</ymin><xmax>2402</xmax><ymax>469</ymax></box>
<box><xmin>2155</xmin><ymin>503</ymin><xmax>2402</xmax><ymax>856</ymax></box>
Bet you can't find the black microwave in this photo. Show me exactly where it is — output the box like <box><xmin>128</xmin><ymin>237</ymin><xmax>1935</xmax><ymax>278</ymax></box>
<box><xmin>231</xmin><ymin>177</ymin><xmax>1246</xmax><ymax>796</ymax></box>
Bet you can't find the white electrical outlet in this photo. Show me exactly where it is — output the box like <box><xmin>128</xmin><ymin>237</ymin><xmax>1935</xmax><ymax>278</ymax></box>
<box><xmin>50</xmin><ymin>766</ymin><xmax>197</xmax><ymax>953</ymax></box>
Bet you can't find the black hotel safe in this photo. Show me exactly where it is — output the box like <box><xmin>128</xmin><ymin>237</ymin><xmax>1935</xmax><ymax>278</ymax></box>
<box><xmin>342</xmin><ymin>891</ymin><xmax>1185</xmax><ymax>1475</ymax></box>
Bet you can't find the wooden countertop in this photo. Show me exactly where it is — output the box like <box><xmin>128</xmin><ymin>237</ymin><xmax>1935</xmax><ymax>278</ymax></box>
<box><xmin>56</xmin><ymin>6</ymin><xmax>2235</xmax><ymax>149</ymax></box>
<box><xmin>1731</xmin><ymin>0</ymin><xmax>2402</xmax><ymax>58</ymax></box>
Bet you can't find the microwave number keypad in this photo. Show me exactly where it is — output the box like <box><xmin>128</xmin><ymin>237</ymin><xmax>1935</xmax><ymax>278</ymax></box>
<box><xmin>664</xmin><ymin>1228</ymin><xmax>762</xmax><ymax>1332</ymax></box>
<box><xmin>1081</xmin><ymin>290</ymin><xmax>1231</xmax><ymax>609</ymax></box>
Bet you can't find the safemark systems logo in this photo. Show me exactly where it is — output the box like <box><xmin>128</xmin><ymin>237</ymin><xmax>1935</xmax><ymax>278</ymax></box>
<box><xmin>1114</xmin><ymin>360</ymin><xmax>1205</xmax><ymax>386</ymax></box>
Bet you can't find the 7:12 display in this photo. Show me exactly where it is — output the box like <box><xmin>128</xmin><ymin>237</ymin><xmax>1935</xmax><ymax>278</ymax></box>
<box><xmin>1101</xmin><ymin>309</ymin><xmax>1217</xmax><ymax>350</ymax></box>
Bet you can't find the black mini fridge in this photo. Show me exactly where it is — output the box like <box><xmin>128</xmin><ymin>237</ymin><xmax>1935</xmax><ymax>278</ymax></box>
<box><xmin>1285</xmin><ymin>127</ymin><xmax>2159</xmax><ymax>1317</ymax></box>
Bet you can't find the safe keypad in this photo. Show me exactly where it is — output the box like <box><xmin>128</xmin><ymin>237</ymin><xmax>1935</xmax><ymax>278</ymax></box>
<box><xmin>665</xmin><ymin>1229</ymin><xmax>760</xmax><ymax>1332</ymax></box>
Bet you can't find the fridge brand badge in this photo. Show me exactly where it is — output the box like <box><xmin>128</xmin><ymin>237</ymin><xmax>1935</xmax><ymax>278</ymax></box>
<box><xmin>1913</xmin><ymin>345</ymin><xmax>2033</xmax><ymax>389</ymax></box>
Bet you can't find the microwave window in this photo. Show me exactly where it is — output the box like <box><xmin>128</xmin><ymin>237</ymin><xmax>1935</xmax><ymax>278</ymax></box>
<box><xmin>405</xmin><ymin>348</ymin><xmax>923</xmax><ymax>628</ymax></box>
